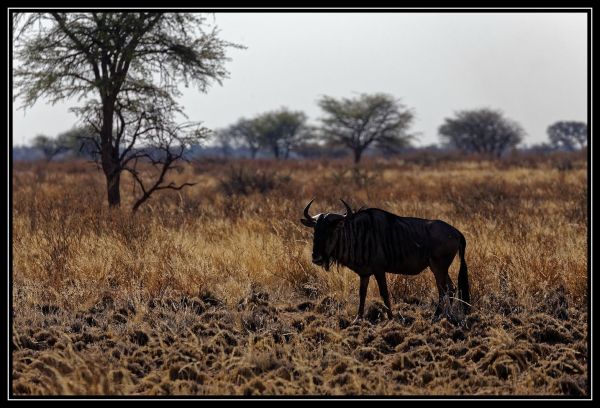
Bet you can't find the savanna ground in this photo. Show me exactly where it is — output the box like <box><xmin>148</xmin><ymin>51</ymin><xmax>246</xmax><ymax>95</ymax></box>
<box><xmin>11</xmin><ymin>153</ymin><xmax>589</xmax><ymax>396</ymax></box>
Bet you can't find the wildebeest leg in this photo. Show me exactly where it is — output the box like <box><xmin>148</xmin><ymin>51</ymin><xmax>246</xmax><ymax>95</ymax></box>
<box><xmin>433</xmin><ymin>283</ymin><xmax>446</xmax><ymax>318</ymax></box>
<box><xmin>354</xmin><ymin>275</ymin><xmax>370</xmax><ymax>322</ymax></box>
<box><xmin>431</xmin><ymin>261</ymin><xmax>453</xmax><ymax>318</ymax></box>
<box><xmin>429</xmin><ymin>233</ymin><xmax>461</xmax><ymax>317</ymax></box>
<box><xmin>374</xmin><ymin>272</ymin><xmax>394</xmax><ymax>319</ymax></box>
<box><xmin>446</xmin><ymin>276</ymin><xmax>456</xmax><ymax>304</ymax></box>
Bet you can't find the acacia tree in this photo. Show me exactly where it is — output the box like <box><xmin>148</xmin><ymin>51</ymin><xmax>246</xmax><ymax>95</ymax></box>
<box><xmin>212</xmin><ymin>129</ymin><xmax>235</xmax><ymax>158</ymax></box>
<box><xmin>254</xmin><ymin>108</ymin><xmax>308</xmax><ymax>159</ymax></box>
<box><xmin>438</xmin><ymin>108</ymin><xmax>525</xmax><ymax>158</ymax></box>
<box><xmin>55</xmin><ymin>126</ymin><xmax>99</xmax><ymax>159</ymax></box>
<box><xmin>14</xmin><ymin>12</ymin><xmax>240</xmax><ymax>209</ymax></box>
<box><xmin>220</xmin><ymin>117</ymin><xmax>262</xmax><ymax>159</ymax></box>
<box><xmin>547</xmin><ymin>121</ymin><xmax>588</xmax><ymax>151</ymax></box>
<box><xmin>318</xmin><ymin>93</ymin><xmax>414</xmax><ymax>163</ymax></box>
<box><xmin>32</xmin><ymin>134</ymin><xmax>68</xmax><ymax>162</ymax></box>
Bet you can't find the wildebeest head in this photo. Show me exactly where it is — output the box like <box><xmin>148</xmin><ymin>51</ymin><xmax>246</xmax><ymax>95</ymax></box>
<box><xmin>300</xmin><ymin>199</ymin><xmax>353</xmax><ymax>270</ymax></box>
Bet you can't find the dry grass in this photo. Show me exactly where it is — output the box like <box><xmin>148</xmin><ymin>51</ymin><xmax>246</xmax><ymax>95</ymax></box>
<box><xmin>11</xmin><ymin>156</ymin><xmax>588</xmax><ymax>396</ymax></box>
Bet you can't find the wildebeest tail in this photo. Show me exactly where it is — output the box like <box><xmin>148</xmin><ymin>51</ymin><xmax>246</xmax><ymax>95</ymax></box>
<box><xmin>458</xmin><ymin>233</ymin><xmax>471</xmax><ymax>314</ymax></box>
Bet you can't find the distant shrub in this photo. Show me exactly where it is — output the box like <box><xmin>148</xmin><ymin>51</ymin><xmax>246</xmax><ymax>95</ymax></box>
<box><xmin>218</xmin><ymin>165</ymin><xmax>291</xmax><ymax>196</ymax></box>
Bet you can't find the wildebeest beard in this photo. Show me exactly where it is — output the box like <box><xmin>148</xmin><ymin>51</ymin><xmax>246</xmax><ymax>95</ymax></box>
<box><xmin>318</xmin><ymin>225</ymin><xmax>343</xmax><ymax>272</ymax></box>
<box><xmin>321</xmin><ymin>255</ymin><xmax>333</xmax><ymax>271</ymax></box>
<box><xmin>319</xmin><ymin>246</ymin><xmax>342</xmax><ymax>272</ymax></box>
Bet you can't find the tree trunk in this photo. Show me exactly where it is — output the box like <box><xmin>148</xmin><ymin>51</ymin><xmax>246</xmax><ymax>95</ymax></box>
<box><xmin>106</xmin><ymin>171</ymin><xmax>121</xmax><ymax>207</ymax></box>
<box><xmin>353</xmin><ymin>148</ymin><xmax>363</xmax><ymax>164</ymax></box>
<box><xmin>100</xmin><ymin>98</ymin><xmax>121</xmax><ymax>207</ymax></box>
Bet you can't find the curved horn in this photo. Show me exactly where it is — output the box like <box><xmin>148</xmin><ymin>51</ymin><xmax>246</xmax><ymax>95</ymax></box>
<box><xmin>303</xmin><ymin>199</ymin><xmax>316</xmax><ymax>220</ymax></box>
<box><xmin>340</xmin><ymin>199</ymin><xmax>353</xmax><ymax>216</ymax></box>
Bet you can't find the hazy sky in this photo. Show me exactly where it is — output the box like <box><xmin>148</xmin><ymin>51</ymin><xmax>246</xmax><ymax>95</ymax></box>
<box><xmin>12</xmin><ymin>12</ymin><xmax>588</xmax><ymax>147</ymax></box>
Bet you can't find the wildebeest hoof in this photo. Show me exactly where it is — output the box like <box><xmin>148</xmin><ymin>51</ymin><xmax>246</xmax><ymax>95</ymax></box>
<box><xmin>351</xmin><ymin>316</ymin><xmax>363</xmax><ymax>325</ymax></box>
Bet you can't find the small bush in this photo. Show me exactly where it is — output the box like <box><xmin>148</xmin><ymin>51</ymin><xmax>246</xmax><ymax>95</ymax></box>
<box><xmin>218</xmin><ymin>165</ymin><xmax>291</xmax><ymax>196</ymax></box>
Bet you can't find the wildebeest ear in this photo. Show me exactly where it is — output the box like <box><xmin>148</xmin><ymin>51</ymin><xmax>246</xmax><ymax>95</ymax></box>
<box><xmin>300</xmin><ymin>218</ymin><xmax>316</xmax><ymax>228</ymax></box>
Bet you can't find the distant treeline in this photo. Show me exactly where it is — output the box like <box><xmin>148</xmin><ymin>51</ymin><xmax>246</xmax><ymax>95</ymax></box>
<box><xmin>13</xmin><ymin>101</ymin><xmax>587</xmax><ymax>163</ymax></box>
<box><xmin>12</xmin><ymin>139</ymin><xmax>585</xmax><ymax>163</ymax></box>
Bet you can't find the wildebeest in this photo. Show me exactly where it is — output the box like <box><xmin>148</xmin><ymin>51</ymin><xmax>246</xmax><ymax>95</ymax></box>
<box><xmin>300</xmin><ymin>199</ymin><xmax>470</xmax><ymax>321</ymax></box>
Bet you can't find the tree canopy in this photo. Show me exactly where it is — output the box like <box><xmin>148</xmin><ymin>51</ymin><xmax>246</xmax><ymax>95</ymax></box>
<box><xmin>254</xmin><ymin>109</ymin><xmax>308</xmax><ymax>159</ymax></box>
<box><xmin>218</xmin><ymin>117</ymin><xmax>264</xmax><ymax>159</ymax></box>
<box><xmin>318</xmin><ymin>93</ymin><xmax>414</xmax><ymax>163</ymax></box>
<box><xmin>32</xmin><ymin>134</ymin><xmax>67</xmax><ymax>162</ymax></box>
<box><xmin>547</xmin><ymin>121</ymin><xmax>588</xmax><ymax>151</ymax></box>
<box><xmin>438</xmin><ymin>108</ymin><xmax>525</xmax><ymax>158</ymax></box>
<box><xmin>216</xmin><ymin>109</ymin><xmax>309</xmax><ymax>159</ymax></box>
